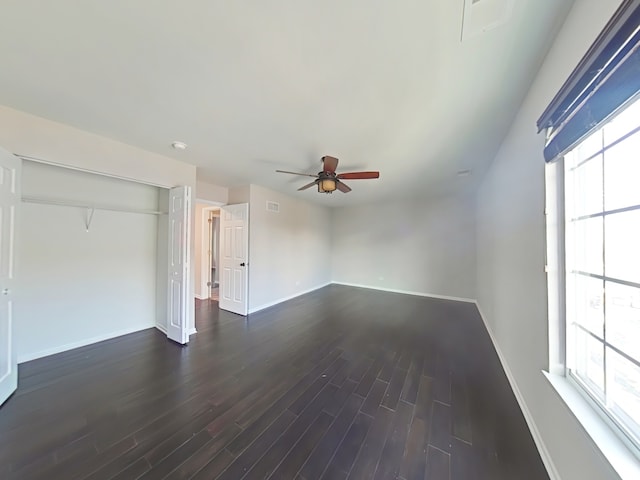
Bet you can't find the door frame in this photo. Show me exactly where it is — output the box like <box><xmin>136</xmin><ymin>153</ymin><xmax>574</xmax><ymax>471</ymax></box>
<box><xmin>198</xmin><ymin>201</ymin><xmax>224</xmax><ymax>299</ymax></box>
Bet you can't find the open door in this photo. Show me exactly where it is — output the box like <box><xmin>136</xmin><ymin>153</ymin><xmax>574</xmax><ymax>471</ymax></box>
<box><xmin>219</xmin><ymin>203</ymin><xmax>249</xmax><ymax>315</ymax></box>
<box><xmin>167</xmin><ymin>186</ymin><xmax>191</xmax><ymax>345</ymax></box>
<box><xmin>0</xmin><ymin>148</ymin><xmax>20</xmax><ymax>406</ymax></box>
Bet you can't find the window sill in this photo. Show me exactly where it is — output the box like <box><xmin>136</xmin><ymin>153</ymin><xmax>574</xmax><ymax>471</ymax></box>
<box><xmin>543</xmin><ymin>371</ymin><xmax>640</xmax><ymax>480</ymax></box>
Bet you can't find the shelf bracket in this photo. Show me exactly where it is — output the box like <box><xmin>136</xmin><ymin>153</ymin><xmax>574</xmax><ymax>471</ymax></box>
<box><xmin>85</xmin><ymin>208</ymin><xmax>95</xmax><ymax>232</ymax></box>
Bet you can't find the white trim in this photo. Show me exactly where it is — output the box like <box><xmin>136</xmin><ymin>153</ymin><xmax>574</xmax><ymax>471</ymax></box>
<box><xmin>17</xmin><ymin>324</ymin><xmax>155</xmax><ymax>364</ymax></box>
<box><xmin>248</xmin><ymin>283</ymin><xmax>331</xmax><ymax>314</ymax></box>
<box><xmin>17</xmin><ymin>153</ymin><xmax>174</xmax><ymax>189</ymax></box>
<box><xmin>544</xmin><ymin>372</ymin><xmax>640</xmax><ymax>480</ymax></box>
<box><xmin>188</xmin><ymin>328</ymin><xmax>197</xmax><ymax>336</ymax></box>
<box><xmin>194</xmin><ymin>293</ymin><xmax>208</xmax><ymax>300</ymax></box>
<box><xmin>474</xmin><ymin>302</ymin><xmax>560</xmax><ymax>480</ymax></box>
<box><xmin>155</xmin><ymin>323</ymin><xmax>167</xmax><ymax>334</ymax></box>
<box><xmin>331</xmin><ymin>281</ymin><xmax>476</xmax><ymax>304</ymax></box>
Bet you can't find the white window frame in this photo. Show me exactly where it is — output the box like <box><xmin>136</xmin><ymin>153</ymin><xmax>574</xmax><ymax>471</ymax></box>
<box><xmin>545</xmin><ymin>103</ymin><xmax>640</xmax><ymax>478</ymax></box>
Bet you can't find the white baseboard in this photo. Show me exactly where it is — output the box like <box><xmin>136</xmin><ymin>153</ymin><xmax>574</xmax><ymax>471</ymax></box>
<box><xmin>155</xmin><ymin>324</ymin><xmax>195</xmax><ymax>336</ymax></box>
<box><xmin>331</xmin><ymin>281</ymin><xmax>476</xmax><ymax>304</ymax></box>
<box><xmin>17</xmin><ymin>324</ymin><xmax>155</xmax><ymax>364</ymax></box>
<box><xmin>474</xmin><ymin>302</ymin><xmax>560</xmax><ymax>480</ymax></box>
<box><xmin>248</xmin><ymin>282</ymin><xmax>331</xmax><ymax>314</ymax></box>
<box><xmin>194</xmin><ymin>293</ymin><xmax>207</xmax><ymax>300</ymax></box>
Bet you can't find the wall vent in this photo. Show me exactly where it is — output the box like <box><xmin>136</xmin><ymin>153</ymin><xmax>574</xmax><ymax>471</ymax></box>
<box><xmin>266</xmin><ymin>201</ymin><xmax>280</xmax><ymax>213</ymax></box>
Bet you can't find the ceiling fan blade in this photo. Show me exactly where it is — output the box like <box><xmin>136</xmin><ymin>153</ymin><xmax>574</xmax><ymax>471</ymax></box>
<box><xmin>335</xmin><ymin>180</ymin><xmax>352</xmax><ymax>193</ymax></box>
<box><xmin>298</xmin><ymin>180</ymin><xmax>318</xmax><ymax>191</ymax></box>
<box><xmin>276</xmin><ymin>169</ymin><xmax>318</xmax><ymax>178</ymax></box>
<box><xmin>322</xmin><ymin>156</ymin><xmax>339</xmax><ymax>173</ymax></box>
<box><xmin>336</xmin><ymin>171</ymin><xmax>380</xmax><ymax>180</ymax></box>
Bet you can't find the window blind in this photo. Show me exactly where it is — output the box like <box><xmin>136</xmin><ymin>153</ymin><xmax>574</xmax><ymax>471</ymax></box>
<box><xmin>537</xmin><ymin>0</ymin><xmax>640</xmax><ymax>163</ymax></box>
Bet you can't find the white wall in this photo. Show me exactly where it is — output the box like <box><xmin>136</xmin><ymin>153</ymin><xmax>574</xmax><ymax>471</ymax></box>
<box><xmin>475</xmin><ymin>1</ymin><xmax>622</xmax><ymax>479</ymax></box>
<box><xmin>247</xmin><ymin>185</ymin><xmax>332</xmax><ymax>312</ymax></box>
<box><xmin>0</xmin><ymin>106</ymin><xmax>195</xmax><ymax>189</ymax></box>
<box><xmin>332</xmin><ymin>194</ymin><xmax>476</xmax><ymax>301</ymax></box>
<box><xmin>228</xmin><ymin>185</ymin><xmax>250</xmax><ymax>204</ymax></box>
<box><xmin>196</xmin><ymin>180</ymin><xmax>228</xmax><ymax>204</ymax></box>
<box><xmin>17</xmin><ymin>162</ymin><xmax>160</xmax><ymax>361</ymax></box>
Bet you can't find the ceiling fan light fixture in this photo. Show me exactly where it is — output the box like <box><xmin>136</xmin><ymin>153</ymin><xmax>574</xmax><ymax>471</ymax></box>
<box><xmin>319</xmin><ymin>178</ymin><xmax>337</xmax><ymax>193</ymax></box>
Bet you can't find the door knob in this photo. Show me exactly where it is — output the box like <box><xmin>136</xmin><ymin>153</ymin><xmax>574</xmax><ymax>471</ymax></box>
<box><xmin>240</xmin><ymin>262</ymin><xmax>245</xmax><ymax>267</ymax></box>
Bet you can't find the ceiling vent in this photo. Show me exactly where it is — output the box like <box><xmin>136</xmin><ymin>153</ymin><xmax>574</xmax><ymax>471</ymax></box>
<box><xmin>461</xmin><ymin>0</ymin><xmax>514</xmax><ymax>41</ymax></box>
<box><xmin>266</xmin><ymin>201</ymin><xmax>280</xmax><ymax>213</ymax></box>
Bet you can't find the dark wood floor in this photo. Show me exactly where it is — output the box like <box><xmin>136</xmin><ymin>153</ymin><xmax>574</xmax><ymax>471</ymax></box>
<box><xmin>0</xmin><ymin>285</ymin><xmax>549</xmax><ymax>479</ymax></box>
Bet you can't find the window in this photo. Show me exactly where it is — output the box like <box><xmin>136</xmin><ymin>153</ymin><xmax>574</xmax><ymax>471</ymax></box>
<box><xmin>564</xmin><ymin>96</ymin><xmax>640</xmax><ymax>449</ymax></box>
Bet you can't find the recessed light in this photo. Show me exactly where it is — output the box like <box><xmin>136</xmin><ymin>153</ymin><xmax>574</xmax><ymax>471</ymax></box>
<box><xmin>171</xmin><ymin>141</ymin><xmax>187</xmax><ymax>150</ymax></box>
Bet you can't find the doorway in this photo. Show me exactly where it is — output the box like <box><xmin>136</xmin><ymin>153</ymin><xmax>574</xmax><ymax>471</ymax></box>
<box><xmin>197</xmin><ymin>202</ymin><xmax>249</xmax><ymax>315</ymax></box>
<box><xmin>208</xmin><ymin>209</ymin><xmax>220</xmax><ymax>301</ymax></box>
<box><xmin>197</xmin><ymin>202</ymin><xmax>223</xmax><ymax>303</ymax></box>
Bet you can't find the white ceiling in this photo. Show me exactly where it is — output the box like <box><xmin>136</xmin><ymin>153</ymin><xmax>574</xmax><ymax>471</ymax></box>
<box><xmin>0</xmin><ymin>0</ymin><xmax>573</xmax><ymax>206</ymax></box>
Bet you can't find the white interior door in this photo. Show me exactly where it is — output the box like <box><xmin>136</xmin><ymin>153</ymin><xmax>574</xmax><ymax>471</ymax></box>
<box><xmin>167</xmin><ymin>186</ymin><xmax>191</xmax><ymax>344</ymax></box>
<box><xmin>219</xmin><ymin>203</ymin><xmax>249</xmax><ymax>315</ymax></box>
<box><xmin>0</xmin><ymin>148</ymin><xmax>20</xmax><ymax>406</ymax></box>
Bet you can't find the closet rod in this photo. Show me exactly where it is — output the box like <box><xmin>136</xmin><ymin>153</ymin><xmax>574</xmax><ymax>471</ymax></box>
<box><xmin>21</xmin><ymin>196</ymin><xmax>167</xmax><ymax>216</ymax></box>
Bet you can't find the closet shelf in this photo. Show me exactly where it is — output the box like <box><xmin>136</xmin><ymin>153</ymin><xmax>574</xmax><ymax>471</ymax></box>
<box><xmin>21</xmin><ymin>195</ymin><xmax>167</xmax><ymax>216</ymax></box>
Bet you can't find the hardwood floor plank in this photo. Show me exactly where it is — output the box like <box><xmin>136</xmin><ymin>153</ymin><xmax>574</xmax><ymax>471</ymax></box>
<box><xmin>240</xmin><ymin>384</ymin><xmax>338</xmax><ymax>479</ymax></box>
<box><xmin>434</xmin><ymin>353</ymin><xmax>451</xmax><ymax>405</ymax></box>
<box><xmin>215</xmin><ymin>410</ymin><xmax>297</xmax><ymax>480</ymax></box>
<box><xmin>0</xmin><ymin>286</ymin><xmax>549</xmax><ymax>480</ymax></box>
<box><xmin>429</xmin><ymin>401</ymin><xmax>452</xmax><ymax>454</ymax></box>
<box><xmin>347</xmin><ymin>357</ymin><xmax>372</xmax><ymax>383</ymax></box>
<box><xmin>425</xmin><ymin>445</ymin><xmax>450</xmax><ymax>480</ymax></box>
<box><xmin>323</xmin><ymin>379</ymin><xmax>358</xmax><ymax>417</ymax></box>
<box><xmin>414</xmin><ymin>375</ymin><xmax>434</xmax><ymax>422</ymax></box>
<box><xmin>381</xmin><ymin>366</ymin><xmax>408</xmax><ymax>410</ymax></box>
<box><xmin>378</xmin><ymin>351</ymin><xmax>401</xmax><ymax>382</ymax></box>
<box><xmin>359</xmin><ymin>379</ymin><xmax>388</xmax><ymax>417</ymax></box>
<box><xmin>267</xmin><ymin>411</ymin><xmax>334</xmax><ymax>480</ymax></box>
<box><xmin>353</xmin><ymin>356</ymin><xmax>384</xmax><ymax>398</ymax></box>
<box><xmin>138</xmin><ymin>429</ymin><xmax>211</xmax><ymax>479</ymax></box>
<box><xmin>400</xmin><ymin>352</ymin><xmax>423</xmax><ymax>405</ymax></box>
<box><xmin>399</xmin><ymin>416</ymin><xmax>427</xmax><ymax>480</ymax></box>
<box><xmin>190</xmin><ymin>450</ymin><xmax>236</xmax><ymax>480</ymax></box>
<box><xmin>372</xmin><ymin>400</ymin><xmax>413</xmax><ymax>480</ymax></box>
<box><xmin>299</xmin><ymin>392</ymin><xmax>364</xmax><ymax>480</ymax></box>
<box><xmin>109</xmin><ymin>456</ymin><xmax>151</xmax><ymax>480</ymax></box>
<box><xmin>451</xmin><ymin>369</ymin><xmax>472</xmax><ymax>444</ymax></box>
<box><xmin>164</xmin><ymin>424</ymin><xmax>241</xmax><ymax>480</ymax></box>
<box><xmin>328</xmin><ymin>412</ymin><xmax>372</xmax><ymax>475</ymax></box>
<box><xmin>288</xmin><ymin>376</ymin><xmax>331</xmax><ymax>415</ymax></box>
<box><xmin>319</xmin><ymin>463</ymin><xmax>348</xmax><ymax>480</ymax></box>
<box><xmin>346</xmin><ymin>406</ymin><xmax>393</xmax><ymax>480</ymax></box>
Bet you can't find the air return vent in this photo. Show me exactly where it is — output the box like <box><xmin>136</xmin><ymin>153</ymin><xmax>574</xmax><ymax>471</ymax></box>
<box><xmin>462</xmin><ymin>0</ymin><xmax>513</xmax><ymax>40</ymax></box>
<box><xmin>266</xmin><ymin>201</ymin><xmax>280</xmax><ymax>213</ymax></box>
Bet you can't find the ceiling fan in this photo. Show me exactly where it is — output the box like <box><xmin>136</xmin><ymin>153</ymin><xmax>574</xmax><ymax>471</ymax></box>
<box><xmin>276</xmin><ymin>156</ymin><xmax>380</xmax><ymax>193</ymax></box>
